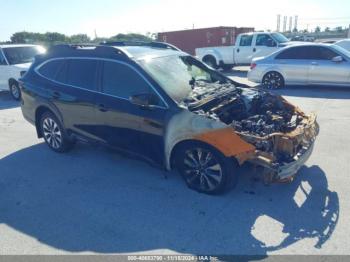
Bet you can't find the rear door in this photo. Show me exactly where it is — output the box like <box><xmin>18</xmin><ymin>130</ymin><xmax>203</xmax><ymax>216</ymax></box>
<box><xmin>274</xmin><ymin>46</ymin><xmax>311</xmax><ymax>85</ymax></box>
<box><xmin>38</xmin><ymin>58</ymin><xmax>100</xmax><ymax>139</ymax></box>
<box><xmin>94</xmin><ymin>60</ymin><xmax>168</xmax><ymax>164</ymax></box>
<box><xmin>307</xmin><ymin>46</ymin><xmax>350</xmax><ymax>85</ymax></box>
<box><xmin>235</xmin><ymin>34</ymin><xmax>254</xmax><ymax>64</ymax></box>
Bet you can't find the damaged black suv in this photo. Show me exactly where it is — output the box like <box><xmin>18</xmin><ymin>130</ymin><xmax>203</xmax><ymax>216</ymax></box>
<box><xmin>20</xmin><ymin>43</ymin><xmax>319</xmax><ymax>195</ymax></box>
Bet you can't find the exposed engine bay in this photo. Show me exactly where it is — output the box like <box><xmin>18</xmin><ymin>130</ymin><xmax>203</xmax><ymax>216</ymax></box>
<box><xmin>181</xmin><ymin>81</ymin><xmax>318</xmax><ymax>166</ymax></box>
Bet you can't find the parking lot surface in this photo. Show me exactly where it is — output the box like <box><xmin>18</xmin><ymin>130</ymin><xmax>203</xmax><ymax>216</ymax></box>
<box><xmin>0</xmin><ymin>69</ymin><xmax>349</xmax><ymax>255</ymax></box>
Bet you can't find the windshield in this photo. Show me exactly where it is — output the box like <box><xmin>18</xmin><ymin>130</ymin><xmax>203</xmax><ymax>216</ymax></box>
<box><xmin>138</xmin><ymin>55</ymin><xmax>229</xmax><ymax>103</ymax></box>
<box><xmin>331</xmin><ymin>44</ymin><xmax>350</xmax><ymax>58</ymax></box>
<box><xmin>271</xmin><ymin>33</ymin><xmax>289</xmax><ymax>43</ymax></box>
<box><xmin>3</xmin><ymin>46</ymin><xmax>45</xmax><ymax>65</ymax></box>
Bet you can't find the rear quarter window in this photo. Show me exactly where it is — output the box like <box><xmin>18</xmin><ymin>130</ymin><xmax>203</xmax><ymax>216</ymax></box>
<box><xmin>38</xmin><ymin>60</ymin><xmax>65</xmax><ymax>80</ymax></box>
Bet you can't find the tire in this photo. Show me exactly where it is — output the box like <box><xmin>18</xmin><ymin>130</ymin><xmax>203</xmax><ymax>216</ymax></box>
<box><xmin>221</xmin><ymin>64</ymin><xmax>234</xmax><ymax>71</ymax></box>
<box><xmin>175</xmin><ymin>141</ymin><xmax>238</xmax><ymax>195</ymax></box>
<box><xmin>40</xmin><ymin>111</ymin><xmax>73</xmax><ymax>153</ymax></box>
<box><xmin>203</xmin><ymin>56</ymin><xmax>218</xmax><ymax>69</ymax></box>
<box><xmin>262</xmin><ymin>71</ymin><xmax>285</xmax><ymax>89</ymax></box>
<box><xmin>9</xmin><ymin>81</ymin><xmax>21</xmax><ymax>101</ymax></box>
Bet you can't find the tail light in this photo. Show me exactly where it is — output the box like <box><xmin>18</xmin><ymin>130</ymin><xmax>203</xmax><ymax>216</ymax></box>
<box><xmin>250</xmin><ymin>63</ymin><xmax>257</xmax><ymax>70</ymax></box>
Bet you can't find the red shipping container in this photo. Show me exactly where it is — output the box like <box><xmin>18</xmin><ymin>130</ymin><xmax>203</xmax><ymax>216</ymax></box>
<box><xmin>158</xmin><ymin>26</ymin><xmax>254</xmax><ymax>55</ymax></box>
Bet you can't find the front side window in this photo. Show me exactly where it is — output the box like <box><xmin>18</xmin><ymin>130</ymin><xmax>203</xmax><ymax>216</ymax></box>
<box><xmin>239</xmin><ymin>35</ymin><xmax>253</xmax><ymax>46</ymax></box>
<box><xmin>65</xmin><ymin>59</ymin><xmax>98</xmax><ymax>91</ymax></box>
<box><xmin>3</xmin><ymin>46</ymin><xmax>45</xmax><ymax>65</ymax></box>
<box><xmin>318</xmin><ymin>47</ymin><xmax>339</xmax><ymax>60</ymax></box>
<box><xmin>102</xmin><ymin>61</ymin><xmax>155</xmax><ymax>100</ymax></box>
<box><xmin>256</xmin><ymin>34</ymin><xmax>276</xmax><ymax>47</ymax></box>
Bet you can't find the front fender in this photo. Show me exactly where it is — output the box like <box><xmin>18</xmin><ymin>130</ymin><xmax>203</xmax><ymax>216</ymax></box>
<box><xmin>164</xmin><ymin>110</ymin><xmax>255</xmax><ymax>170</ymax></box>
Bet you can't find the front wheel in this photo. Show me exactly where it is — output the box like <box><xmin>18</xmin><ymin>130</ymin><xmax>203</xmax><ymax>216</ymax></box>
<box><xmin>262</xmin><ymin>71</ymin><xmax>285</xmax><ymax>89</ymax></box>
<box><xmin>9</xmin><ymin>81</ymin><xmax>21</xmax><ymax>101</ymax></box>
<box><xmin>175</xmin><ymin>142</ymin><xmax>238</xmax><ymax>195</ymax></box>
<box><xmin>40</xmin><ymin>112</ymin><xmax>73</xmax><ymax>153</ymax></box>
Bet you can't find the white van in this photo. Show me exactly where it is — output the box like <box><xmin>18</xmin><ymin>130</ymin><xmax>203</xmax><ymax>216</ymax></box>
<box><xmin>0</xmin><ymin>44</ymin><xmax>45</xmax><ymax>100</ymax></box>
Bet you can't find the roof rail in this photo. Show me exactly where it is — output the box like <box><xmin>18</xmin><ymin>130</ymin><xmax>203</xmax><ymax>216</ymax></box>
<box><xmin>100</xmin><ymin>41</ymin><xmax>181</xmax><ymax>51</ymax></box>
<box><xmin>47</xmin><ymin>44</ymin><xmax>129</xmax><ymax>58</ymax></box>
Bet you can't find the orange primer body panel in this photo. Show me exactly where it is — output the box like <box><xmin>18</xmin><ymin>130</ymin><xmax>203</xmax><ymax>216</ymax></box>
<box><xmin>194</xmin><ymin>128</ymin><xmax>256</xmax><ymax>157</ymax></box>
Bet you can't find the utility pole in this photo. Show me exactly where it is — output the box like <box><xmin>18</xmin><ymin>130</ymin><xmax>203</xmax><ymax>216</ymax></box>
<box><xmin>294</xmin><ymin>15</ymin><xmax>298</xmax><ymax>32</ymax></box>
<box><xmin>289</xmin><ymin>17</ymin><xmax>293</xmax><ymax>32</ymax></box>
<box><xmin>283</xmin><ymin>16</ymin><xmax>287</xmax><ymax>32</ymax></box>
<box><xmin>277</xmin><ymin>15</ymin><xmax>281</xmax><ymax>32</ymax></box>
<box><xmin>348</xmin><ymin>24</ymin><xmax>350</xmax><ymax>38</ymax></box>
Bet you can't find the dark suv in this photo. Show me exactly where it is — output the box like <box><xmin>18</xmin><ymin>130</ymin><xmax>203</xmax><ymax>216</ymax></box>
<box><xmin>20</xmin><ymin>43</ymin><xmax>318</xmax><ymax>194</ymax></box>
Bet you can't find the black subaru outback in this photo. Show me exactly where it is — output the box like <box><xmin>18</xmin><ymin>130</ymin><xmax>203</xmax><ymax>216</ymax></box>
<box><xmin>20</xmin><ymin>43</ymin><xmax>318</xmax><ymax>194</ymax></box>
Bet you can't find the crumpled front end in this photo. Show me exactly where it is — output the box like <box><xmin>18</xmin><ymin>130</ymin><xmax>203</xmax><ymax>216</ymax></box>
<box><xmin>182</xmin><ymin>82</ymin><xmax>319</xmax><ymax>182</ymax></box>
<box><xmin>240</xmin><ymin>113</ymin><xmax>319</xmax><ymax>182</ymax></box>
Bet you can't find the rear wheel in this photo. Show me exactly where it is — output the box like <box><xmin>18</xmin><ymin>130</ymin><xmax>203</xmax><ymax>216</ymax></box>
<box><xmin>9</xmin><ymin>81</ymin><xmax>21</xmax><ymax>100</ymax></box>
<box><xmin>40</xmin><ymin>112</ymin><xmax>73</xmax><ymax>153</ymax></box>
<box><xmin>175</xmin><ymin>142</ymin><xmax>238</xmax><ymax>195</ymax></box>
<box><xmin>262</xmin><ymin>71</ymin><xmax>285</xmax><ymax>89</ymax></box>
<box><xmin>203</xmin><ymin>56</ymin><xmax>218</xmax><ymax>69</ymax></box>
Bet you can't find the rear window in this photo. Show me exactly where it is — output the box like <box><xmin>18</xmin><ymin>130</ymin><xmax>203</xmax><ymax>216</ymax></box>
<box><xmin>239</xmin><ymin>35</ymin><xmax>253</xmax><ymax>46</ymax></box>
<box><xmin>65</xmin><ymin>59</ymin><xmax>98</xmax><ymax>91</ymax></box>
<box><xmin>38</xmin><ymin>60</ymin><xmax>65</xmax><ymax>80</ymax></box>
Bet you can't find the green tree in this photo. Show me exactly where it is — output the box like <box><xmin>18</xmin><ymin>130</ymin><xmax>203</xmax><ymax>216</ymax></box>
<box><xmin>315</xmin><ymin>26</ymin><xmax>321</xmax><ymax>33</ymax></box>
<box><xmin>68</xmin><ymin>34</ymin><xmax>91</xmax><ymax>43</ymax></box>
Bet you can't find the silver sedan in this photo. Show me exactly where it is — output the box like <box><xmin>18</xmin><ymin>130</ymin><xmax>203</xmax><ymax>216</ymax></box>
<box><xmin>248</xmin><ymin>43</ymin><xmax>350</xmax><ymax>89</ymax></box>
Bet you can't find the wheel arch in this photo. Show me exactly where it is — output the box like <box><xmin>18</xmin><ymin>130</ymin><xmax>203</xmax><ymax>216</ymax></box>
<box><xmin>8</xmin><ymin>78</ymin><xmax>17</xmax><ymax>86</ymax></box>
<box><xmin>34</xmin><ymin>105</ymin><xmax>62</xmax><ymax>138</ymax></box>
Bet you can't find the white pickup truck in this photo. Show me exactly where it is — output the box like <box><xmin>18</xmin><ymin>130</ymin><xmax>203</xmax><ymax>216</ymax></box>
<box><xmin>0</xmin><ymin>44</ymin><xmax>45</xmax><ymax>100</ymax></box>
<box><xmin>195</xmin><ymin>32</ymin><xmax>297</xmax><ymax>70</ymax></box>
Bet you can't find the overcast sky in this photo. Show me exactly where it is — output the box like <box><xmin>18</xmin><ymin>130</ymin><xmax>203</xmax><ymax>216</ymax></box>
<box><xmin>0</xmin><ymin>0</ymin><xmax>349</xmax><ymax>41</ymax></box>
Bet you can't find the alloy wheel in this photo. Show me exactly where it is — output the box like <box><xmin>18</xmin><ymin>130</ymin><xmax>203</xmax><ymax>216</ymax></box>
<box><xmin>10</xmin><ymin>84</ymin><xmax>20</xmax><ymax>99</ymax></box>
<box><xmin>182</xmin><ymin>148</ymin><xmax>223</xmax><ymax>192</ymax></box>
<box><xmin>42</xmin><ymin>117</ymin><xmax>62</xmax><ymax>149</ymax></box>
<box><xmin>263</xmin><ymin>72</ymin><xmax>284</xmax><ymax>89</ymax></box>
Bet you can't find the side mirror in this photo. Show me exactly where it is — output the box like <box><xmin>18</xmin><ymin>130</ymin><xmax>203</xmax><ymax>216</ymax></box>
<box><xmin>20</xmin><ymin>71</ymin><xmax>27</xmax><ymax>77</ymax></box>
<box><xmin>332</xmin><ymin>56</ymin><xmax>343</xmax><ymax>63</ymax></box>
<box><xmin>129</xmin><ymin>93</ymin><xmax>160</xmax><ymax>109</ymax></box>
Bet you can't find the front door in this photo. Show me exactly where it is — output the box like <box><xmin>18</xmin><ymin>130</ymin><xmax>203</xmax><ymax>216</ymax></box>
<box><xmin>94</xmin><ymin>61</ymin><xmax>169</xmax><ymax>164</ymax></box>
<box><xmin>307</xmin><ymin>46</ymin><xmax>350</xmax><ymax>85</ymax></box>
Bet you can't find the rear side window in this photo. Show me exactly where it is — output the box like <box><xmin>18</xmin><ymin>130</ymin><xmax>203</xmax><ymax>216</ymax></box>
<box><xmin>0</xmin><ymin>50</ymin><xmax>7</xmax><ymax>65</ymax></box>
<box><xmin>239</xmin><ymin>35</ymin><xmax>253</xmax><ymax>46</ymax></box>
<box><xmin>102</xmin><ymin>61</ymin><xmax>153</xmax><ymax>99</ymax></box>
<box><xmin>38</xmin><ymin>60</ymin><xmax>65</xmax><ymax>80</ymax></box>
<box><xmin>275</xmin><ymin>47</ymin><xmax>307</xmax><ymax>59</ymax></box>
<box><xmin>65</xmin><ymin>59</ymin><xmax>98</xmax><ymax>91</ymax></box>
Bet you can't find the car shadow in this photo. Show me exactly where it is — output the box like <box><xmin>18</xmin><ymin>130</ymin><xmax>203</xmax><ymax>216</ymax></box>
<box><xmin>0</xmin><ymin>143</ymin><xmax>339</xmax><ymax>255</ymax></box>
<box><xmin>0</xmin><ymin>91</ymin><xmax>19</xmax><ymax>110</ymax></box>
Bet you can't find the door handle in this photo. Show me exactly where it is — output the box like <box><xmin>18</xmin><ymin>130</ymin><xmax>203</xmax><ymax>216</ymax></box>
<box><xmin>237</xmin><ymin>48</ymin><xmax>240</xmax><ymax>53</ymax></box>
<box><xmin>253</xmin><ymin>48</ymin><xmax>256</xmax><ymax>52</ymax></box>
<box><xmin>311</xmin><ymin>62</ymin><xmax>318</xmax><ymax>66</ymax></box>
<box><xmin>98</xmin><ymin>104</ymin><xmax>108</xmax><ymax>112</ymax></box>
<box><xmin>52</xmin><ymin>91</ymin><xmax>60</xmax><ymax>99</ymax></box>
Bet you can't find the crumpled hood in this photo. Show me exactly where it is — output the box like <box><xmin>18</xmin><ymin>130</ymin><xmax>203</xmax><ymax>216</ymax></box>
<box><xmin>181</xmin><ymin>81</ymin><xmax>303</xmax><ymax>137</ymax></box>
